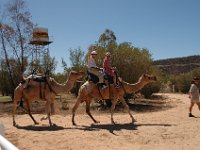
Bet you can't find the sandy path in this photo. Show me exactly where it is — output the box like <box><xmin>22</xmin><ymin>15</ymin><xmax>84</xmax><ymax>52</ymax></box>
<box><xmin>1</xmin><ymin>93</ymin><xmax>200</xmax><ymax>150</ymax></box>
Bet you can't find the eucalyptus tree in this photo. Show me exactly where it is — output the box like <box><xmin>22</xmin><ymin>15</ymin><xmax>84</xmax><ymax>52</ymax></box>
<box><xmin>0</xmin><ymin>0</ymin><xmax>34</xmax><ymax>97</ymax></box>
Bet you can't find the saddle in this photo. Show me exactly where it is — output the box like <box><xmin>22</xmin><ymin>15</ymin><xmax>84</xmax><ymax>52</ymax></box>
<box><xmin>30</xmin><ymin>74</ymin><xmax>47</xmax><ymax>82</ymax></box>
<box><xmin>22</xmin><ymin>74</ymin><xmax>51</xmax><ymax>99</ymax></box>
<box><xmin>87</xmin><ymin>70</ymin><xmax>108</xmax><ymax>84</ymax></box>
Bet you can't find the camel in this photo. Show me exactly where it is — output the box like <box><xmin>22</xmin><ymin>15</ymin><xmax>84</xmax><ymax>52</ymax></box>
<box><xmin>12</xmin><ymin>71</ymin><xmax>85</xmax><ymax>126</ymax></box>
<box><xmin>72</xmin><ymin>73</ymin><xmax>157</xmax><ymax>125</ymax></box>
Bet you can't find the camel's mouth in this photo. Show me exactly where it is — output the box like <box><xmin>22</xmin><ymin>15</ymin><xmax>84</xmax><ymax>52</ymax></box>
<box><xmin>152</xmin><ymin>76</ymin><xmax>157</xmax><ymax>81</ymax></box>
<box><xmin>148</xmin><ymin>76</ymin><xmax>157</xmax><ymax>82</ymax></box>
<box><xmin>76</xmin><ymin>80</ymin><xmax>84</xmax><ymax>83</ymax></box>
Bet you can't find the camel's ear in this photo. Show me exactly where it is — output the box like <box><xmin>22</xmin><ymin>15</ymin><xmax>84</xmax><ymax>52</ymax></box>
<box><xmin>48</xmin><ymin>77</ymin><xmax>53</xmax><ymax>82</ymax></box>
<box><xmin>71</xmin><ymin>71</ymin><xmax>77</xmax><ymax>74</ymax></box>
<box><xmin>143</xmin><ymin>74</ymin><xmax>147</xmax><ymax>77</ymax></box>
<box><xmin>79</xmin><ymin>71</ymin><xmax>85</xmax><ymax>75</ymax></box>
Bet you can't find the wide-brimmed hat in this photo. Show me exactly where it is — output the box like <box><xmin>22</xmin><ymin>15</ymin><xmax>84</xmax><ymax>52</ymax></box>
<box><xmin>193</xmin><ymin>77</ymin><xmax>200</xmax><ymax>81</ymax></box>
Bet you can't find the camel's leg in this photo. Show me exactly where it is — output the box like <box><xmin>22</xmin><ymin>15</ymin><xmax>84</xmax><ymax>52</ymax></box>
<box><xmin>86</xmin><ymin>100</ymin><xmax>100</xmax><ymax>124</ymax></box>
<box><xmin>110</xmin><ymin>99</ymin><xmax>118</xmax><ymax>124</ymax></box>
<box><xmin>40</xmin><ymin>102</ymin><xmax>55</xmax><ymax>121</ymax></box>
<box><xmin>12</xmin><ymin>99</ymin><xmax>19</xmax><ymax>126</ymax></box>
<box><xmin>47</xmin><ymin>112</ymin><xmax>52</xmax><ymax>126</ymax></box>
<box><xmin>25</xmin><ymin>100</ymin><xmax>39</xmax><ymax>125</ymax></box>
<box><xmin>51</xmin><ymin>102</ymin><xmax>55</xmax><ymax>115</ymax></box>
<box><xmin>45</xmin><ymin>100</ymin><xmax>54</xmax><ymax>126</ymax></box>
<box><xmin>72</xmin><ymin>97</ymin><xmax>82</xmax><ymax>126</ymax></box>
<box><xmin>120</xmin><ymin>97</ymin><xmax>136</xmax><ymax>123</ymax></box>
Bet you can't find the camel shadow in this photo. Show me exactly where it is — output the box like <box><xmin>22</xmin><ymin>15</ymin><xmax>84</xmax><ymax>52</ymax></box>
<box><xmin>77</xmin><ymin>122</ymin><xmax>173</xmax><ymax>135</ymax></box>
<box><xmin>15</xmin><ymin>124</ymin><xmax>65</xmax><ymax>131</ymax></box>
<box><xmin>14</xmin><ymin>123</ymin><xmax>174</xmax><ymax>133</ymax></box>
<box><xmin>79</xmin><ymin>123</ymin><xmax>137</xmax><ymax>135</ymax></box>
<box><xmin>136</xmin><ymin>123</ymin><xmax>173</xmax><ymax>127</ymax></box>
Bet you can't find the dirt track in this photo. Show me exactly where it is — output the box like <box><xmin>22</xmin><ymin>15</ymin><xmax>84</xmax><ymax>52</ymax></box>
<box><xmin>1</xmin><ymin>93</ymin><xmax>200</xmax><ymax>150</ymax></box>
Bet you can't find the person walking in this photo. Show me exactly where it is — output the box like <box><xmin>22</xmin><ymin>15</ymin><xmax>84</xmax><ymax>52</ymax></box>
<box><xmin>188</xmin><ymin>77</ymin><xmax>200</xmax><ymax>117</ymax></box>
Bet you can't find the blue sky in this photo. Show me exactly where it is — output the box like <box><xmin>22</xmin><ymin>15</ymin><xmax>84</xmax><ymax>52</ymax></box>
<box><xmin>1</xmin><ymin>0</ymin><xmax>200</xmax><ymax>73</ymax></box>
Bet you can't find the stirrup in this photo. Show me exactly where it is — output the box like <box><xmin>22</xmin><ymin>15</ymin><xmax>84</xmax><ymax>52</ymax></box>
<box><xmin>97</xmin><ymin>83</ymin><xmax>107</xmax><ymax>89</ymax></box>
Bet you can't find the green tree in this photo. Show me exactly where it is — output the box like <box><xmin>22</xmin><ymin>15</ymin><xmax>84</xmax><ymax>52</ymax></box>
<box><xmin>0</xmin><ymin>0</ymin><xmax>33</xmax><ymax>96</ymax></box>
<box><xmin>98</xmin><ymin>29</ymin><xmax>116</xmax><ymax>48</ymax></box>
<box><xmin>69</xmin><ymin>48</ymin><xmax>86</xmax><ymax>72</ymax></box>
<box><xmin>41</xmin><ymin>53</ymin><xmax>57</xmax><ymax>75</ymax></box>
<box><xmin>113</xmin><ymin>42</ymin><xmax>153</xmax><ymax>83</ymax></box>
<box><xmin>62</xmin><ymin>48</ymin><xmax>86</xmax><ymax>73</ymax></box>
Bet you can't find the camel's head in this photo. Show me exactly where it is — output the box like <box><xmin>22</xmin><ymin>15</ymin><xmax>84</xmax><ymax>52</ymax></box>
<box><xmin>139</xmin><ymin>74</ymin><xmax>157</xmax><ymax>84</ymax></box>
<box><xmin>69</xmin><ymin>71</ymin><xmax>85</xmax><ymax>81</ymax></box>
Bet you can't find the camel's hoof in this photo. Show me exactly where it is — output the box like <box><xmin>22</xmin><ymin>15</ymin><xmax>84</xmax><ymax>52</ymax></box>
<box><xmin>132</xmin><ymin>118</ymin><xmax>137</xmax><ymax>123</ymax></box>
<box><xmin>94</xmin><ymin>120</ymin><xmax>100</xmax><ymax>124</ymax></box>
<box><xmin>50</xmin><ymin>123</ymin><xmax>57</xmax><ymax>127</ymax></box>
<box><xmin>131</xmin><ymin>120</ymin><xmax>136</xmax><ymax>124</ymax></box>
<box><xmin>13</xmin><ymin>122</ymin><xmax>17</xmax><ymax>127</ymax></box>
<box><xmin>72</xmin><ymin>122</ymin><xmax>77</xmax><ymax>126</ymax></box>
<box><xmin>111</xmin><ymin>119</ymin><xmax>116</xmax><ymax>124</ymax></box>
<box><xmin>34</xmin><ymin>122</ymin><xmax>39</xmax><ymax>125</ymax></box>
<box><xmin>111</xmin><ymin>121</ymin><xmax>116</xmax><ymax>125</ymax></box>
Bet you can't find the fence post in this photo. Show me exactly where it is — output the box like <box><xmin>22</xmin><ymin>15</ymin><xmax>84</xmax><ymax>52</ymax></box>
<box><xmin>0</xmin><ymin>123</ymin><xmax>4</xmax><ymax>136</ymax></box>
<box><xmin>0</xmin><ymin>123</ymin><xmax>19</xmax><ymax>150</ymax></box>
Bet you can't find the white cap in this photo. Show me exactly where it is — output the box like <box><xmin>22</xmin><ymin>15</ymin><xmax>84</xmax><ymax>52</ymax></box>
<box><xmin>91</xmin><ymin>51</ymin><xmax>97</xmax><ymax>55</ymax></box>
<box><xmin>105</xmin><ymin>52</ymin><xmax>111</xmax><ymax>56</ymax></box>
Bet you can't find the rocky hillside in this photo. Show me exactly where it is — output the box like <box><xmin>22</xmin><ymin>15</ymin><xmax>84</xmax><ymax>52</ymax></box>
<box><xmin>153</xmin><ymin>55</ymin><xmax>200</xmax><ymax>74</ymax></box>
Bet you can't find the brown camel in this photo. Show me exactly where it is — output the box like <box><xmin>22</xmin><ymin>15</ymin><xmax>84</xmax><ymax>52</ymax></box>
<box><xmin>72</xmin><ymin>74</ymin><xmax>157</xmax><ymax>125</ymax></box>
<box><xmin>13</xmin><ymin>71</ymin><xmax>85</xmax><ymax>126</ymax></box>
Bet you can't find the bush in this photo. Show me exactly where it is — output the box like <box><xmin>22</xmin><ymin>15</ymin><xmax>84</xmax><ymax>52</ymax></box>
<box><xmin>141</xmin><ymin>82</ymin><xmax>161</xmax><ymax>98</ymax></box>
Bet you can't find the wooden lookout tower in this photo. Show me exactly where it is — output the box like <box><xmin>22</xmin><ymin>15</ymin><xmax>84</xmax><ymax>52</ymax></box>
<box><xmin>29</xmin><ymin>27</ymin><xmax>52</xmax><ymax>73</ymax></box>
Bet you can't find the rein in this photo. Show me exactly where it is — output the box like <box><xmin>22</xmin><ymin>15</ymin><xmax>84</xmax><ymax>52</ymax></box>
<box><xmin>97</xmin><ymin>85</ymin><xmax>105</xmax><ymax>100</ymax></box>
<box><xmin>119</xmin><ymin>80</ymin><xmax>128</xmax><ymax>96</ymax></box>
<box><xmin>46</xmin><ymin>79</ymin><xmax>57</xmax><ymax>95</ymax></box>
<box><xmin>115</xmin><ymin>70</ymin><xmax>128</xmax><ymax>96</ymax></box>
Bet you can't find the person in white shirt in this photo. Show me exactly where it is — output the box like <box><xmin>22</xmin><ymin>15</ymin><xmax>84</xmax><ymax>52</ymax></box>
<box><xmin>87</xmin><ymin>45</ymin><xmax>104</xmax><ymax>84</ymax></box>
<box><xmin>188</xmin><ymin>77</ymin><xmax>200</xmax><ymax>117</ymax></box>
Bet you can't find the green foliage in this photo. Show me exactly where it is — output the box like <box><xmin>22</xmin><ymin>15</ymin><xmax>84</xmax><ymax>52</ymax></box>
<box><xmin>0</xmin><ymin>58</ymin><xmax>23</xmax><ymax>95</ymax></box>
<box><xmin>69</xmin><ymin>48</ymin><xmax>86</xmax><ymax>72</ymax></box>
<box><xmin>177</xmin><ymin>68</ymin><xmax>200</xmax><ymax>93</ymax></box>
<box><xmin>141</xmin><ymin>82</ymin><xmax>161</xmax><ymax>98</ymax></box>
<box><xmin>62</xmin><ymin>48</ymin><xmax>87</xmax><ymax>73</ymax></box>
<box><xmin>52</xmin><ymin>72</ymin><xmax>67</xmax><ymax>83</ymax></box>
<box><xmin>160</xmin><ymin>67</ymin><xmax>200</xmax><ymax>94</ymax></box>
<box><xmin>141</xmin><ymin>66</ymin><xmax>161</xmax><ymax>98</ymax></box>
<box><xmin>0</xmin><ymin>0</ymin><xmax>34</xmax><ymax>97</ymax></box>
<box><xmin>113</xmin><ymin>42</ymin><xmax>152</xmax><ymax>83</ymax></box>
<box><xmin>176</xmin><ymin>74</ymin><xmax>191</xmax><ymax>93</ymax></box>
<box><xmin>41</xmin><ymin>54</ymin><xmax>57</xmax><ymax>75</ymax></box>
<box><xmin>191</xmin><ymin>67</ymin><xmax>200</xmax><ymax>77</ymax></box>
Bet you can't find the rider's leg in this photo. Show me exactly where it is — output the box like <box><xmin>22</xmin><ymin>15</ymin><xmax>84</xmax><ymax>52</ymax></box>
<box><xmin>88</xmin><ymin>68</ymin><xmax>104</xmax><ymax>83</ymax></box>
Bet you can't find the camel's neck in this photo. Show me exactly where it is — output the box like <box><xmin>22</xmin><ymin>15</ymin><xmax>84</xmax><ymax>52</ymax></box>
<box><xmin>53</xmin><ymin>78</ymin><xmax>76</xmax><ymax>94</ymax></box>
<box><xmin>122</xmin><ymin>80</ymin><xmax>147</xmax><ymax>94</ymax></box>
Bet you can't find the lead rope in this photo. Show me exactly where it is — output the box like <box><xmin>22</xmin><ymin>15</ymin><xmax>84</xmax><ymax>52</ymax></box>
<box><xmin>97</xmin><ymin>84</ymin><xmax>105</xmax><ymax>100</ymax></box>
<box><xmin>115</xmin><ymin>70</ymin><xmax>127</xmax><ymax>95</ymax></box>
